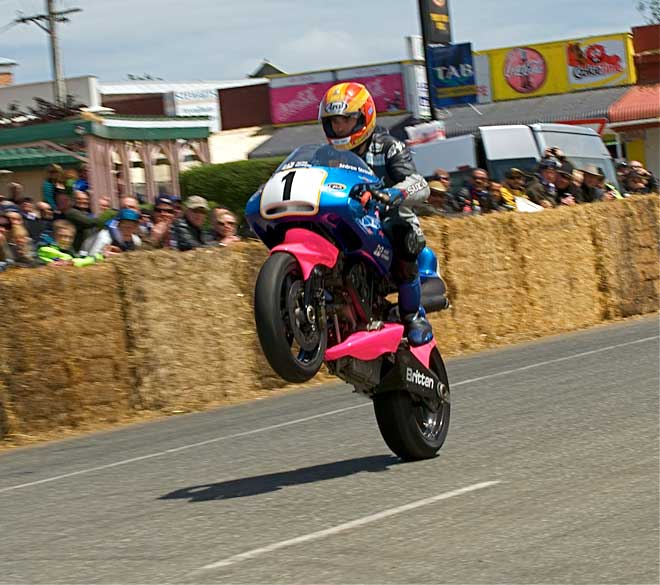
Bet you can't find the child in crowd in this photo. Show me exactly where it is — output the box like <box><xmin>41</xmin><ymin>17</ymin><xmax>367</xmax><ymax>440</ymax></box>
<box><xmin>38</xmin><ymin>220</ymin><xmax>103</xmax><ymax>267</ymax></box>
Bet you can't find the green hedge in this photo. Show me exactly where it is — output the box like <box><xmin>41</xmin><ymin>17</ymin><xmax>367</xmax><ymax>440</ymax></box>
<box><xmin>179</xmin><ymin>157</ymin><xmax>284</xmax><ymax>216</ymax></box>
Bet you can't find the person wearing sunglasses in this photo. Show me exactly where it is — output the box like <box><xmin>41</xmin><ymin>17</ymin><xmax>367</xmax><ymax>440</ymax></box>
<box><xmin>211</xmin><ymin>208</ymin><xmax>240</xmax><ymax>246</ymax></box>
<box><xmin>143</xmin><ymin>195</ymin><xmax>177</xmax><ymax>249</ymax></box>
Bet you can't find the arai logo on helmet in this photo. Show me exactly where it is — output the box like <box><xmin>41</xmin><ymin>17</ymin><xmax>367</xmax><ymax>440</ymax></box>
<box><xmin>325</xmin><ymin>101</ymin><xmax>348</xmax><ymax>115</ymax></box>
<box><xmin>406</xmin><ymin>367</ymin><xmax>434</xmax><ymax>389</ymax></box>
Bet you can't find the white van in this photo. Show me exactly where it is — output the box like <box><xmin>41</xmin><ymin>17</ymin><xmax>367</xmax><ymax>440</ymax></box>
<box><xmin>411</xmin><ymin>123</ymin><xmax>618</xmax><ymax>188</ymax></box>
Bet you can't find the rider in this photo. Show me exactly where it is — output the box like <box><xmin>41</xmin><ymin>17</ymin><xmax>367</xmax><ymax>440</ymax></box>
<box><xmin>319</xmin><ymin>82</ymin><xmax>438</xmax><ymax>346</ymax></box>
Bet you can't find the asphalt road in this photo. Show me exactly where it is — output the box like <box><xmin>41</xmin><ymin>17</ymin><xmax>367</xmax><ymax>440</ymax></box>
<box><xmin>1</xmin><ymin>316</ymin><xmax>658</xmax><ymax>584</ymax></box>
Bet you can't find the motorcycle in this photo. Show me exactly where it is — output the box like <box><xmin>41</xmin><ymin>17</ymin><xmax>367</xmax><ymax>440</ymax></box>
<box><xmin>245</xmin><ymin>144</ymin><xmax>450</xmax><ymax>460</ymax></box>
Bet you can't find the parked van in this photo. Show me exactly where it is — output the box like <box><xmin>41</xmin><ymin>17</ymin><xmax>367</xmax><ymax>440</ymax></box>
<box><xmin>411</xmin><ymin>123</ymin><xmax>618</xmax><ymax>189</ymax></box>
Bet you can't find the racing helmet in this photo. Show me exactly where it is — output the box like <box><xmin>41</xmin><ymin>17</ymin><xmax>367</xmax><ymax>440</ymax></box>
<box><xmin>319</xmin><ymin>82</ymin><xmax>377</xmax><ymax>151</ymax></box>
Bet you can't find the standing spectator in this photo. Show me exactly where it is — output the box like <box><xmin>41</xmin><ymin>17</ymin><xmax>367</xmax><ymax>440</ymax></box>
<box><xmin>555</xmin><ymin>167</ymin><xmax>581</xmax><ymax>206</ymax></box>
<box><xmin>97</xmin><ymin>196</ymin><xmax>112</xmax><ymax>214</ymax></box>
<box><xmin>500</xmin><ymin>168</ymin><xmax>528</xmax><ymax>210</ymax></box>
<box><xmin>625</xmin><ymin>172</ymin><xmax>652</xmax><ymax>195</ymax></box>
<box><xmin>488</xmin><ymin>182</ymin><xmax>508</xmax><ymax>212</ymax></box>
<box><xmin>616</xmin><ymin>160</ymin><xmax>629</xmax><ymax>186</ymax></box>
<box><xmin>54</xmin><ymin>191</ymin><xmax>103</xmax><ymax>252</ymax></box>
<box><xmin>417</xmin><ymin>176</ymin><xmax>451</xmax><ymax>216</ymax></box>
<box><xmin>73</xmin><ymin>190</ymin><xmax>93</xmax><ymax>215</ymax></box>
<box><xmin>579</xmin><ymin>166</ymin><xmax>606</xmax><ymax>203</ymax></box>
<box><xmin>39</xmin><ymin>220</ymin><xmax>103</xmax><ymax>268</ymax></box>
<box><xmin>172</xmin><ymin>196</ymin><xmax>210</xmax><ymax>251</ymax></box>
<box><xmin>143</xmin><ymin>195</ymin><xmax>177</xmax><ymax>249</ymax></box>
<box><xmin>211</xmin><ymin>209</ymin><xmax>241</xmax><ymax>246</ymax></box>
<box><xmin>526</xmin><ymin>159</ymin><xmax>559</xmax><ymax>209</ymax></box>
<box><xmin>73</xmin><ymin>165</ymin><xmax>89</xmax><ymax>193</ymax></box>
<box><xmin>454</xmin><ymin>168</ymin><xmax>492</xmax><ymax>214</ymax></box>
<box><xmin>81</xmin><ymin>208</ymin><xmax>142</xmax><ymax>256</ymax></box>
<box><xmin>42</xmin><ymin>164</ymin><xmax>64</xmax><ymax>209</ymax></box>
<box><xmin>629</xmin><ymin>161</ymin><xmax>657</xmax><ymax>192</ymax></box>
<box><xmin>0</xmin><ymin>212</ymin><xmax>13</xmax><ymax>271</ymax></box>
<box><xmin>8</xmin><ymin>182</ymin><xmax>24</xmax><ymax>205</ymax></box>
<box><xmin>34</xmin><ymin>201</ymin><xmax>55</xmax><ymax>245</ymax></box>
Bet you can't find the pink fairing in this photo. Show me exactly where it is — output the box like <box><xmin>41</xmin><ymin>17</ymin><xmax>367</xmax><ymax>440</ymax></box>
<box><xmin>410</xmin><ymin>339</ymin><xmax>436</xmax><ymax>369</ymax></box>
<box><xmin>325</xmin><ymin>324</ymin><xmax>405</xmax><ymax>362</ymax></box>
<box><xmin>271</xmin><ymin>228</ymin><xmax>339</xmax><ymax>281</ymax></box>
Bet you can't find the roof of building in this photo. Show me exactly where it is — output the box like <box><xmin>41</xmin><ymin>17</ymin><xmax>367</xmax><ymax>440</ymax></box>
<box><xmin>608</xmin><ymin>83</ymin><xmax>660</xmax><ymax>124</ymax></box>
<box><xmin>0</xmin><ymin>114</ymin><xmax>212</xmax><ymax>150</ymax></box>
<box><xmin>441</xmin><ymin>86</ymin><xmax>632</xmax><ymax>138</ymax></box>
<box><xmin>100</xmin><ymin>79</ymin><xmax>268</xmax><ymax>96</ymax></box>
<box><xmin>249</xmin><ymin>60</ymin><xmax>287</xmax><ymax>78</ymax></box>
<box><xmin>0</xmin><ymin>147</ymin><xmax>81</xmax><ymax>169</ymax></box>
<box><xmin>249</xmin><ymin>114</ymin><xmax>416</xmax><ymax>159</ymax></box>
<box><xmin>0</xmin><ymin>58</ymin><xmax>17</xmax><ymax>67</ymax></box>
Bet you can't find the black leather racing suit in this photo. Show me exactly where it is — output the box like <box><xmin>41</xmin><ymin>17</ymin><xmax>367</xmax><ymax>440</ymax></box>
<box><xmin>359</xmin><ymin>127</ymin><xmax>430</xmax><ymax>285</ymax></box>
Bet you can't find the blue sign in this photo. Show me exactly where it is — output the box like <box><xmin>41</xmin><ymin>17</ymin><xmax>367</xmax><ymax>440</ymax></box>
<box><xmin>426</xmin><ymin>43</ymin><xmax>477</xmax><ymax>108</ymax></box>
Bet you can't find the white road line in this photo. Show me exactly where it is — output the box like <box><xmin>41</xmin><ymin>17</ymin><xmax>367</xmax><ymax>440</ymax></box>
<box><xmin>1</xmin><ymin>334</ymin><xmax>656</xmax><ymax>494</ymax></box>
<box><xmin>195</xmin><ymin>480</ymin><xmax>501</xmax><ymax>572</ymax></box>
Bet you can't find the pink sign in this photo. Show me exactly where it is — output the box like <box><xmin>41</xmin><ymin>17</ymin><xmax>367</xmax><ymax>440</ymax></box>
<box><xmin>270</xmin><ymin>82</ymin><xmax>335</xmax><ymax>125</ymax></box>
<box><xmin>504</xmin><ymin>47</ymin><xmax>547</xmax><ymax>94</ymax></box>
<box><xmin>349</xmin><ymin>74</ymin><xmax>406</xmax><ymax>113</ymax></box>
<box><xmin>269</xmin><ymin>73</ymin><xmax>407</xmax><ymax>125</ymax></box>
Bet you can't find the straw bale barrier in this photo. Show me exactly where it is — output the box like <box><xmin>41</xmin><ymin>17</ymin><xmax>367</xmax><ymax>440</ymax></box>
<box><xmin>0</xmin><ymin>196</ymin><xmax>657</xmax><ymax>443</ymax></box>
<box><xmin>0</xmin><ymin>263</ymin><xmax>134</xmax><ymax>438</ymax></box>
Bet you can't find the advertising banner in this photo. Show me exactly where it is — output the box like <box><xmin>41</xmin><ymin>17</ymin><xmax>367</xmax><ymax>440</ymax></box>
<box><xmin>269</xmin><ymin>65</ymin><xmax>406</xmax><ymax>125</ymax></box>
<box><xmin>164</xmin><ymin>88</ymin><xmax>221</xmax><ymax>132</ymax></box>
<box><xmin>426</xmin><ymin>42</ymin><xmax>477</xmax><ymax>108</ymax></box>
<box><xmin>474</xmin><ymin>53</ymin><xmax>492</xmax><ymax>104</ymax></box>
<box><xmin>419</xmin><ymin>0</ymin><xmax>452</xmax><ymax>45</ymax></box>
<box><xmin>337</xmin><ymin>64</ymin><xmax>406</xmax><ymax>113</ymax></box>
<box><xmin>485</xmin><ymin>33</ymin><xmax>635</xmax><ymax>102</ymax></box>
<box><xmin>566</xmin><ymin>36</ymin><xmax>630</xmax><ymax>89</ymax></box>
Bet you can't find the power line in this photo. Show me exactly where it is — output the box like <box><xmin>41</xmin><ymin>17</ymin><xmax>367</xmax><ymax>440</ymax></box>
<box><xmin>13</xmin><ymin>0</ymin><xmax>82</xmax><ymax>104</ymax></box>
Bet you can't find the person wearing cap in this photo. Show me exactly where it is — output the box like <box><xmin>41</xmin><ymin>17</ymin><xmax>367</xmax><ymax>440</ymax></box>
<box><xmin>142</xmin><ymin>195</ymin><xmax>177</xmax><ymax>249</ymax></box>
<box><xmin>526</xmin><ymin>158</ymin><xmax>560</xmax><ymax>209</ymax></box>
<box><xmin>579</xmin><ymin>165</ymin><xmax>607</xmax><ymax>203</ymax></box>
<box><xmin>81</xmin><ymin>207</ymin><xmax>142</xmax><ymax>257</ymax></box>
<box><xmin>500</xmin><ymin>168</ymin><xmax>529</xmax><ymax>211</ymax></box>
<box><xmin>555</xmin><ymin>165</ymin><xmax>582</xmax><ymax>206</ymax></box>
<box><xmin>416</xmin><ymin>174</ymin><xmax>451</xmax><ymax>216</ymax></box>
<box><xmin>172</xmin><ymin>195</ymin><xmax>210</xmax><ymax>251</ymax></box>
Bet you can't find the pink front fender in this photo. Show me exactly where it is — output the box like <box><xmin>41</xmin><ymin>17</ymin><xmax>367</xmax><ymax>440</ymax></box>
<box><xmin>271</xmin><ymin>228</ymin><xmax>339</xmax><ymax>280</ymax></box>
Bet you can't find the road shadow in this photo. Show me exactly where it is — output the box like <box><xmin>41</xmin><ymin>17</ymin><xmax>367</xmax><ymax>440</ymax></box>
<box><xmin>159</xmin><ymin>454</ymin><xmax>400</xmax><ymax>502</ymax></box>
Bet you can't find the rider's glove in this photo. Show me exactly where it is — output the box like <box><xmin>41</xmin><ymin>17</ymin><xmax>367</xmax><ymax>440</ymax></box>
<box><xmin>370</xmin><ymin>188</ymin><xmax>406</xmax><ymax>207</ymax></box>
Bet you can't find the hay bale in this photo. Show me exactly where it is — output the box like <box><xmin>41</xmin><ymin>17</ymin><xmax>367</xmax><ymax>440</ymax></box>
<box><xmin>0</xmin><ymin>263</ymin><xmax>134</xmax><ymax>438</ymax></box>
<box><xmin>113</xmin><ymin>245</ymin><xmax>270</xmax><ymax>410</ymax></box>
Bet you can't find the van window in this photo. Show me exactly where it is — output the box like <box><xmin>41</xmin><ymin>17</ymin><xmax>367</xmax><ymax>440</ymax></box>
<box><xmin>566</xmin><ymin>156</ymin><xmax>619</xmax><ymax>187</ymax></box>
<box><xmin>486</xmin><ymin>158</ymin><xmax>538</xmax><ymax>183</ymax></box>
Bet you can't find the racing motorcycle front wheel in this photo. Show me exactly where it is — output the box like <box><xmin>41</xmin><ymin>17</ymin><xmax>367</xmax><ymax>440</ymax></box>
<box><xmin>373</xmin><ymin>348</ymin><xmax>450</xmax><ymax>461</ymax></box>
<box><xmin>254</xmin><ymin>252</ymin><xmax>327</xmax><ymax>383</ymax></box>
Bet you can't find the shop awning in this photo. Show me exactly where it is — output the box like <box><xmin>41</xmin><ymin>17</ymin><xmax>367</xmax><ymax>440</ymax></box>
<box><xmin>0</xmin><ymin>147</ymin><xmax>81</xmax><ymax>169</ymax></box>
<box><xmin>608</xmin><ymin>83</ymin><xmax>660</xmax><ymax>124</ymax></box>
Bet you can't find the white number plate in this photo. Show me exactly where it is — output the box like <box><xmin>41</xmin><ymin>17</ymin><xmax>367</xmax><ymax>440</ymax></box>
<box><xmin>260</xmin><ymin>168</ymin><xmax>328</xmax><ymax>218</ymax></box>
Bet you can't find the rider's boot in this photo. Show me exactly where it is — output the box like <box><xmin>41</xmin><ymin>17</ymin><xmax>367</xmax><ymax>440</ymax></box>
<box><xmin>398</xmin><ymin>276</ymin><xmax>434</xmax><ymax>346</ymax></box>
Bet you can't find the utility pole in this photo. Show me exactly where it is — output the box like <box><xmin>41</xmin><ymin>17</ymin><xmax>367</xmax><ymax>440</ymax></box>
<box><xmin>15</xmin><ymin>1</ymin><xmax>82</xmax><ymax>105</ymax></box>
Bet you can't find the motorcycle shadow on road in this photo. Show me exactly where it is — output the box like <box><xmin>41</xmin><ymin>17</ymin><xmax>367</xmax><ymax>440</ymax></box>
<box><xmin>159</xmin><ymin>454</ymin><xmax>401</xmax><ymax>503</ymax></box>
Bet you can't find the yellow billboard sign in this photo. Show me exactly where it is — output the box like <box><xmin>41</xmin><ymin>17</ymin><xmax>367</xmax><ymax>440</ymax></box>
<box><xmin>480</xmin><ymin>33</ymin><xmax>635</xmax><ymax>102</ymax></box>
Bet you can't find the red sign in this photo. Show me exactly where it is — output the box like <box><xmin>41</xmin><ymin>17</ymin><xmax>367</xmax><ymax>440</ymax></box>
<box><xmin>504</xmin><ymin>47</ymin><xmax>547</xmax><ymax>94</ymax></box>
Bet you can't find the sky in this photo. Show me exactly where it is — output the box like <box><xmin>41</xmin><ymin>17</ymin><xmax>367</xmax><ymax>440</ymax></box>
<box><xmin>0</xmin><ymin>0</ymin><xmax>649</xmax><ymax>85</ymax></box>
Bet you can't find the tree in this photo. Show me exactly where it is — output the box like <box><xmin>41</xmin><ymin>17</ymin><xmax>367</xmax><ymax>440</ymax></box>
<box><xmin>637</xmin><ymin>0</ymin><xmax>660</xmax><ymax>23</ymax></box>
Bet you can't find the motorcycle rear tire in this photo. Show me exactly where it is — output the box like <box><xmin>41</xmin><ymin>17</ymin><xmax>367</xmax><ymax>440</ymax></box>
<box><xmin>373</xmin><ymin>348</ymin><xmax>450</xmax><ymax>461</ymax></box>
<box><xmin>254</xmin><ymin>252</ymin><xmax>326</xmax><ymax>383</ymax></box>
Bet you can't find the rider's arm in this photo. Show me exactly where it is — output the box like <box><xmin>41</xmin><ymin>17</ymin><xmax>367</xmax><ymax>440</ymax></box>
<box><xmin>383</xmin><ymin>139</ymin><xmax>430</xmax><ymax>204</ymax></box>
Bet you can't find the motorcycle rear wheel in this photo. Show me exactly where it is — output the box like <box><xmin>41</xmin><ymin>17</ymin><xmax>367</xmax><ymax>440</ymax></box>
<box><xmin>254</xmin><ymin>252</ymin><xmax>326</xmax><ymax>383</ymax></box>
<box><xmin>373</xmin><ymin>348</ymin><xmax>450</xmax><ymax>461</ymax></box>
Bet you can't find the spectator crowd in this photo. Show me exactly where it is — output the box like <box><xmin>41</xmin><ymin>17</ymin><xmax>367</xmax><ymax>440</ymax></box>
<box><xmin>0</xmin><ymin>164</ymin><xmax>242</xmax><ymax>272</ymax></box>
<box><xmin>1</xmin><ymin>152</ymin><xmax>657</xmax><ymax>273</ymax></box>
<box><xmin>416</xmin><ymin>148</ymin><xmax>658</xmax><ymax>217</ymax></box>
